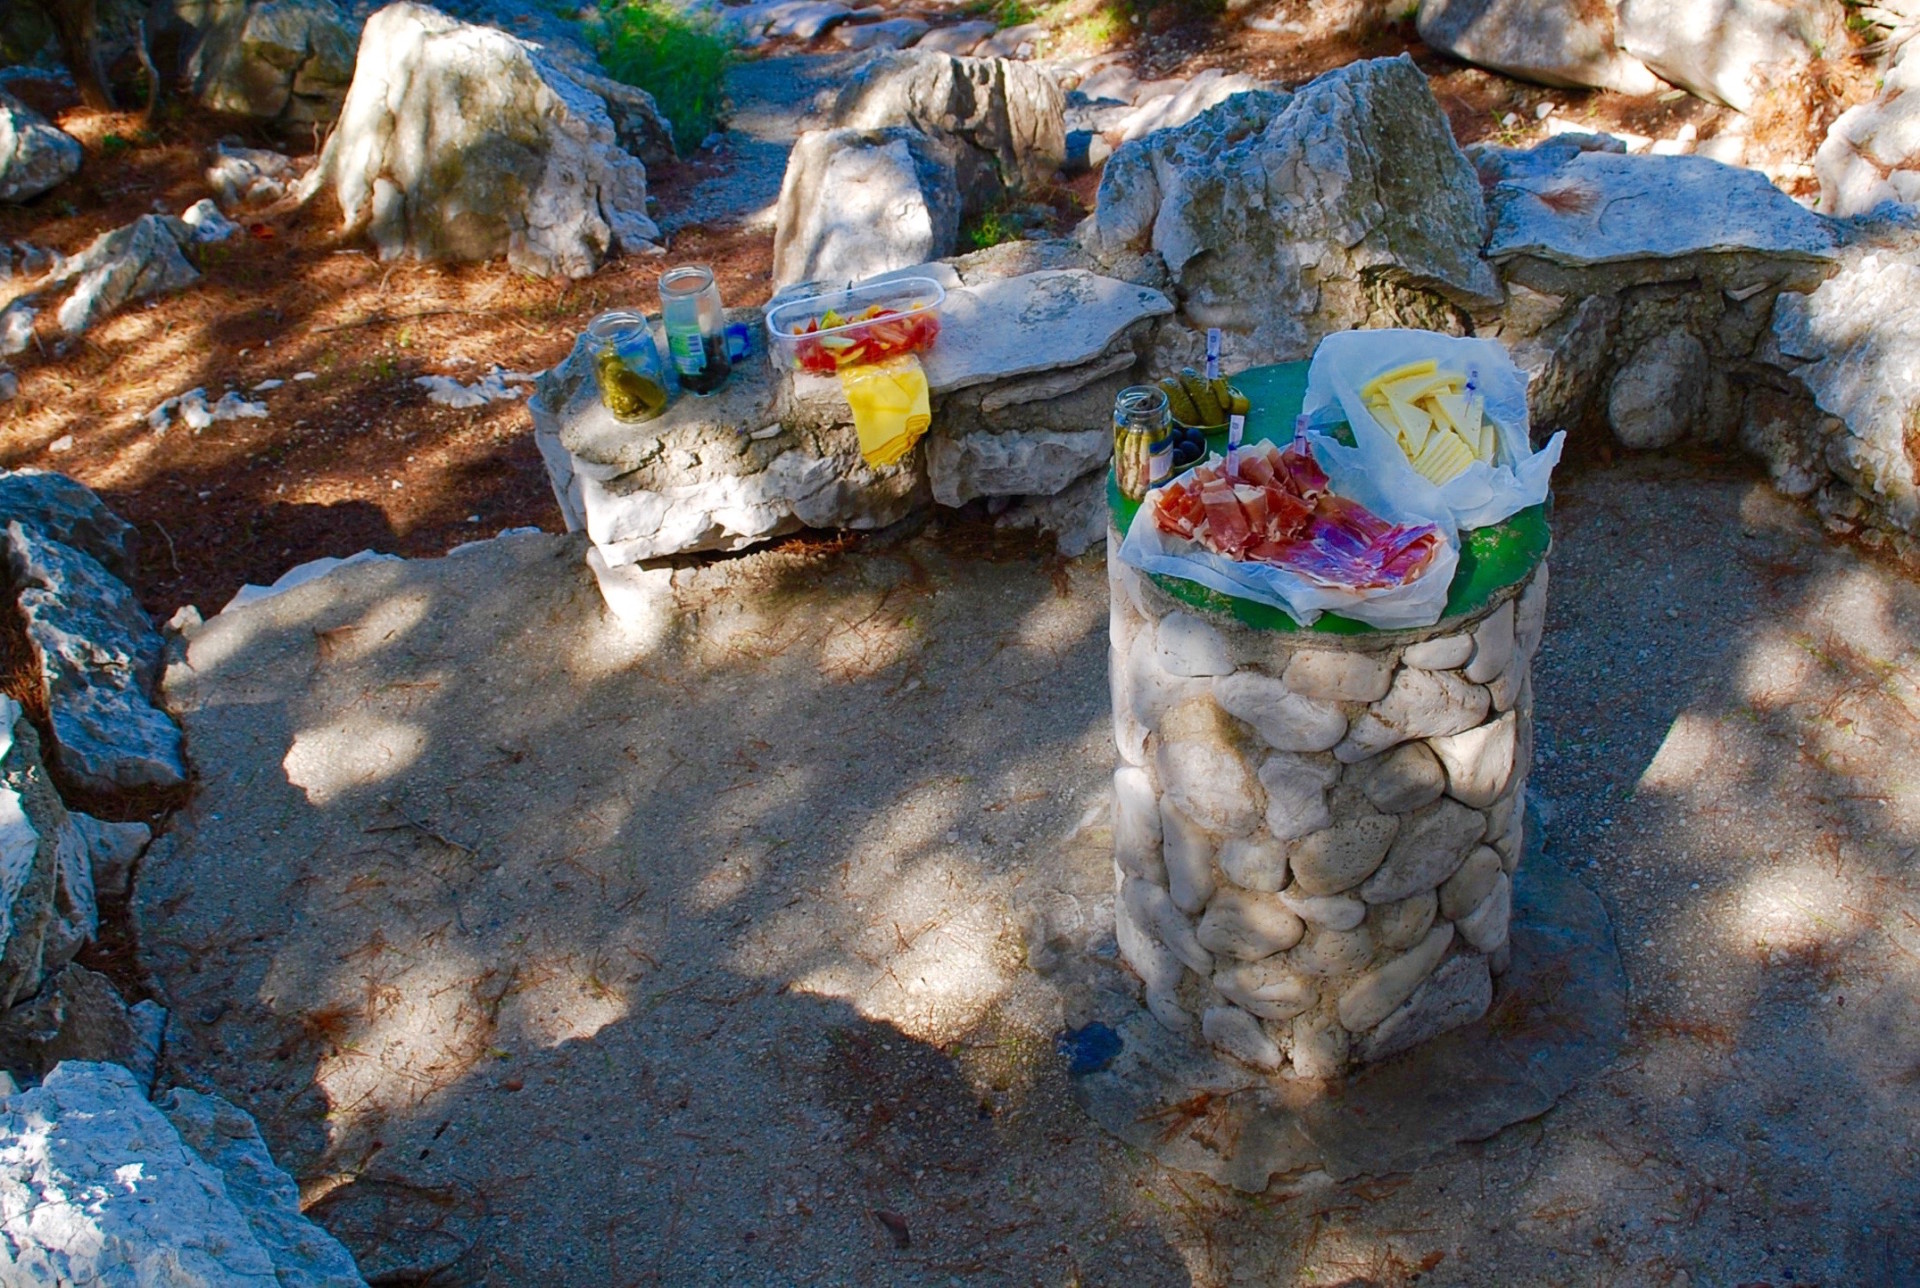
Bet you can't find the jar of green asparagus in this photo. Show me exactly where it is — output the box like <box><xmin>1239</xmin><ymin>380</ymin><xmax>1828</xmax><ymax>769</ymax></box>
<box><xmin>1113</xmin><ymin>384</ymin><xmax>1173</xmax><ymax>502</ymax></box>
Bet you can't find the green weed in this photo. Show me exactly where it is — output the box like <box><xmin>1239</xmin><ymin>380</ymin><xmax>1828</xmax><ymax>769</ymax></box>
<box><xmin>591</xmin><ymin>0</ymin><xmax>734</xmax><ymax>155</ymax></box>
<box><xmin>964</xmin><ymin>210</ymin><xmax>1021</xmax><ymax>250</ymax></box>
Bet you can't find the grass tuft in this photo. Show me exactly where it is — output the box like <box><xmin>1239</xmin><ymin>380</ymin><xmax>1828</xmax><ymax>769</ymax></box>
<box><xmin>591</xmin><ymin>0</ymin><xmax>734</xmax><ymax>156</ymax></box>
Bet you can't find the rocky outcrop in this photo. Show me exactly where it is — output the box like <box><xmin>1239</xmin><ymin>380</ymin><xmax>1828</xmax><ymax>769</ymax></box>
<box><xmin>1416</xmin><ymin>0</ymin><xmax>1660</xmax><ymax>94</ymax></box>
<box><xmin>190</xmin><ymin>0</ymin><xmax>360</xmax><ymax>123</ymax></box>
<box><xmin>1</xmin><ymin>700</ymin><xmax>63</xmax><ymax>1012</ymax></box>
<box><xmin>1477</xmin><ymin>135</ymin><xmax>1838</xmax><ymax>449</ymax></box>
<box><xmin>0</xmin><ymin>88</ymin><xmax>81</xmax><ymax>204</ymax></box>
<box><xmin>1084</xmin><ymin>56</ymin><xmax>1501</xmax><ymax>367</ymax></box>
<box><xmin>5</xmin><ymin>521</ymin><xmax>187</xmax><ymax>793</ymax></box>
<box><xmin>0</xmin><ymin>1062</ymin><xmax>366</xmax><ymax>1286</ymax></box>
<box><xmin>771</xmin><ymin>127</ymin><xmax>962</xmax><ymax>288</ymax></box>
<box><xmin>828</xmin><ymin>50</ymin><xmax>1067</xmax><ymax>214</ymax></box>
<box><xmin>1617</xmin><ymin>0</ymin><xmax>1833</xmax><ymax>111</ymax></box>
<box><xmin>0</xmin><ymin>469</ymin><xmax>138</xmax><ymax>581</ymax></box>
<box><xmin>1815</xmin><ymin>51</ymin><xmax>1920</xmax><ymax>217</ymax></box>
<box><xmin>50</xmin><ymin>215</ymin><xmax>202</xmax><ymax>336</ymax></box>
<box><xmin>297</xmin><ymin>1</ymin><xmax>661</xmax><ymax>278</ymax></box>
<box><xmin>0</xmin><ymin>964</ymin><xmax>166</xmax><ymax>1091</ymax></box>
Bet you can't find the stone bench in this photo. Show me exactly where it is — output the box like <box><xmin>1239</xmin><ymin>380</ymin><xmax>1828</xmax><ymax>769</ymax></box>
<box><xmin>529</xmin><ymin>263</ymin><xmax>1173</xmax><ymax>620</ymax></box>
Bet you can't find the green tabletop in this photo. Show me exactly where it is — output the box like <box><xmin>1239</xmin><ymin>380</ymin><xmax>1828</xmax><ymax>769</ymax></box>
<box><xmin>1108</xmin><ymin>362</ymin><xmax>1551</xmax><ymax>635</ymax></box>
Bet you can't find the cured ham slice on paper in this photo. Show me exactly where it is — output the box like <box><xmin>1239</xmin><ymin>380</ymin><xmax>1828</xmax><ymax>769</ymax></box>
<box><xmin>1151</xmin><ymin>441</ymin><xmax>1442</xmax><ymax>592</ymax></box>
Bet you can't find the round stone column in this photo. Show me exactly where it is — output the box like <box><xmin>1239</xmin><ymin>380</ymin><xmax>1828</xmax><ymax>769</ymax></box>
<box><xmin>1107</xmin><ymin>534</ymin><xmax>1546</xmax><ymax>1078</ymax></box>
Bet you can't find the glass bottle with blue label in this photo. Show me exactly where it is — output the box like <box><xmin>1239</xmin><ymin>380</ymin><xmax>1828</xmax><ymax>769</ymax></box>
<box><xmin>658</xmin><ymin>264</ymin><xmax>732</xmax><ymax>396</ymax></box>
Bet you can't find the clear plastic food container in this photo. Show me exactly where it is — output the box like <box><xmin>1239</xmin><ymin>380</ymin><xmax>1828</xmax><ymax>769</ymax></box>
<box><xmin>764</xmin><ymin>277</ymin><xmax>946</xmax><ymax>375</ymax></box>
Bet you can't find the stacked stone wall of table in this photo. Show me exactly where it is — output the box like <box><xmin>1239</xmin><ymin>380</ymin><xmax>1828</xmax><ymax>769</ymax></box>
<box><xmin>1108</xmin><ymin>536</ymin><xmax>1546</xmax><ymax>1076</ymax></box>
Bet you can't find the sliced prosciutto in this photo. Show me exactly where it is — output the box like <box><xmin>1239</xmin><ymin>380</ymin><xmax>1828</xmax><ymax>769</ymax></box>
<box><xmin>1150</xmin><ymin>440</ymin><xmax>1441</xmax><ymax>592</ymax></box>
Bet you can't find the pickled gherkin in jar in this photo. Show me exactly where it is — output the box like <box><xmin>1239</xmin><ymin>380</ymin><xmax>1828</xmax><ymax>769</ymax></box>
<box><xmin>584</xmin><ymin>310</ymin><xmax>671</xmax><ymax>423</ymax></box>
<box><xmin>594</xmin><ymin>345</ymin><xmax>668</xmax><ymax>421</ymax></box>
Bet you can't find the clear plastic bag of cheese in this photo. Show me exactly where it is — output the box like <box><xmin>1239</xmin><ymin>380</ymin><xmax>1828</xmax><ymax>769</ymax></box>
<box><xmin>1302</xmin><ymin>330</ymin><xmax>1563</xmax><ymax>531</ymax></box>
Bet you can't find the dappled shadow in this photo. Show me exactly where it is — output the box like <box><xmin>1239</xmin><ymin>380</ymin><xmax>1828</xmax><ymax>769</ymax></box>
<box><xmin>133</xmin><ymin>451</ymin><xmax>1920</xmax><ymax>1284</ymax></box>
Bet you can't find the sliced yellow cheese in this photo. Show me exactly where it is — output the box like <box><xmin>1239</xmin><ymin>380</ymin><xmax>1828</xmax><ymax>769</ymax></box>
<box><xmin>1382</xmin><ymin>371</ymin><xmax>1465</xmax><ymax>407</ymax></box>
<box><xmin>1476</xmin><ymin>416</ymin><xmax>1498</xmax><ymax>464</ymax></box>
<box><xmin>1432</xmin><ymin>390</ymin><xmax>1473</xmax><ymax>432</ymax></box>
<box><xmin>1360</xmin><ymin>359</ymin><xmax>1437</xmax><ymax>401</ymax></box>
<box><xmin>1412</xmin><ymin>427</ymin><xmax>1474</xmax><ymax>484</ymax></box>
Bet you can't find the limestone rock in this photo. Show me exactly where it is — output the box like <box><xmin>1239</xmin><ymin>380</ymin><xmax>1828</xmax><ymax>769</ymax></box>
<box><xmin>1336</xmin><ymin>666</ymin><xmax>1490</xmax><ymax>762</ymax></box>
<box><xmin>0</xmin><ymin>965</ymin><xmax>164</xmax><ymax>1091</ymax></box>
<box><xmin>1416</xmin><ymin>0</ymin><xmax>1660</xmax><ymax>94</ymax></box>
<box><xmin>0</xmin><ymin>88</ymin><xmax>81</xmax><ymax>203</ymax></box>
<box><xmin>1277</xmin><ymin>888</ymin><xmax>1366</xmax><ymax>931</ymax></box>
<box><xmin>1154</xmin><ymin>612</ymin><xmax>1232</xmax><ymax>678</ymax></box>
<box><xmin>0</xmin><ymin>470</ymin><xmax>139</xmax><ymax>581</ymax></box>
<box><xmin>0</xmin><ymin>1062</ymin><xmax>366</xmax><ymax>1286</ymax></box>
<box><xmin>192</xmin><ymin>0</ymin><xmax>360</xmax><ymax>123</ymax></box>
<box><xmin>1817</xmin><ymin>57</ymin><xmax>1920</xmax><ymax>217</ymax></box>
<box><xmin>1122</xmin><ymin>876</ymin><xmax>1211</xmax><ymax>975</ymax></box>
<box><xmin>1112</xmin><ymin>69</ymin><xmax>1265</xmax><ymax>144</ymax></box>
<box><xmin>1257</xmin><ymin>751</ymin><xmax>1339</xmax><ymax>842</ymax></box>
<box><xmin>1368</xmin><ymin>890</ymin><xmax>1437</xmax><ymax>951</ymax></box>
<box><xmin>1112</xmin><ymin>766</ymin><xmax>1165</xmax><ymax>883</ymax></box>
<box><xmin>1766</xmin><ymin>218</ymin><xmax>1920</xmax><ymax>541</ymax></box>
<box><xmin>1438</xmin><ymin>844</ymin><xmax>1504</xmax><ymax>921</ymax></box>
<box><xmin>828</xmin><ymin>50</ymin><xmax>1066</xmax><ymax>212</ymax></box>
<box><xmin>1359</xmin><ymin>797</ymin><xmax>1486</xmax><ymax>903</ymax></box>
<box><xmin>1281</xmin><ymin>648</ymin><xmax>1392</xmax><ymax>702</ymax></box>
<box><xmin>1212</xmin><ymin>670</ymin><xmax>1347</xmax><ymax>753</ymax></box>
<box><xmin>1401</xmin><ymin>632</ymin><xmax>1472</xmax><ymax>670</ymax></box>
<box><xmin>1115</xmin><ymin>882</ymin><xmax>1189</xmax><ymax>1034</ymax></box>
<box><xmin>158</xmin><ymin>1085</ymin><xmax>367</xmax><ymax>1285</ymax></box>
<box><xmin>921</xmin><ymin>269</ymin><xmax>1171</xmax><ymax>396</ymax></box>
<box><xmin>1463</xmin><ymin>600</ymin><xmax>1515</xmax><ymax>685</ymax></box>
<box><xmin>4</xmin><ymin>523</ymin><xmax>187</xmax><ymax>793</ymax></box>
<box><xmin>207</xmin><ymin>142</ymin><xmax>298</xmax><ymax>210</ymax></box>
<box><xmin>1289</xmin><ymin>923</ymin><xmax>1374</xmax><ymax>976</ymax></box>
<box><xmin>70</xmin><ymin>812</ymin><xmax>151</xmax><ymax>901</ymax></box>
<box><xmin>1351</xmin><ymin>742</ymin><xmax>1446</xmax><ymax>814</ymax></box>
<box><xmin>1514</xmin><ymin>564</ymin><xmax>1549</xmax><ymax>663</ymax></box>
<box><xmin>1618</xmin><ymin>0</ymin><xmax>1829</xmax><ymax>111</ymax></box>
<box><xmin>914</xmin><ymin>20</ymin><xmax>994</xmax><ymax>54</ymax></box>
<box><xmin>298</xmin><ymin>2</ymin><xmax>661</xmax><ymax>278</ymax></box>
<box><xmin>1428</xmin><ymin>712</ymin><xmax>1518</xmax><ymax>809</ymax></box>
<box><xmin>1213</xmin><ymin>958</ymin><xmax>1316</xmax><ymax>1021</ymax></box>
<box><xmin>771</xmin><ymin>127</ymin><xmax>961</xmax><ymax>289</ymax></box>
<box><xmin>1196</xmin><ymin>887</ymin><xmax>1305</xmax><ymax>959</ymax></box>
<box><xmin>1216</xmin><ymin>833</ymin><xmax>1289</xmax><ymax>892</ymax></box>
<box><xmin>1202</xmin><ymin>1004</ymin><xmax>1283</xmax><ymax>1069</ymax></box>
<box><xmin>1290</xmin><ymin>1009</ymin><xmax>1348</xmax><ymax>1077</ymax></box>
<box><xmin>992</xmin><ymin>468</ymin><xmax>1109</xmax><ymax>557</ymax></box>
<box><xmin>54</xmin><ymin>216</ymin><xmax>201</xmax><ymax>336</ymax></box>
<box><xmin>0</xmin><ymin>702</ymin><xmax>59</xmax><ymax>1012</ymax></box>
<box><xmin>1609</xmin><ymin>329</ymin><xmax>1708</xmax><ymax>450</ymax></box>
<box><xmin>1288</xmin><ymin>813</ymin><xmax>1398</xmax><ymax>896</ymax></box>
<box><xmin>1355</xmin><ymin>950</ymin><xmax>1491</xmax><ymax>1061</ymax></box>
<box><xmin>1458</xmin><ymin>871</ymin><xmax>1513</xmax><ymax>952</ymax></box>
<box><xmin>925</xmin><ymin>427</ymin><xmax>1109</xmax><ymax>506</ymax></box>
<box><xmin>1485</xmin><ymin>150</ymin><xmax>1837</xmax><ymax>298</ymax></box>
<box><xmin>834</xmin><ymin>16</ymin><xmax>930</xmax><ymax>51</ymax></box>
<box><xmin>1155</xmin><ymin>713</ymin><xmax>1262</xmax><ymax>836</ymax></box>
<box><xmin>1337</xmin><ymin>922</ymin><xmax>1454</xmax><ymax>1031</ymax></box>
<box><xmin>1086</xmin><ymin>57</ymin><xmax>1500</xmax><ymax>365</ymax></box>
<box><xmin>1159</xmin><ymin>797</ymin><xmax>1217</xmax><ymax>914</ymax></box>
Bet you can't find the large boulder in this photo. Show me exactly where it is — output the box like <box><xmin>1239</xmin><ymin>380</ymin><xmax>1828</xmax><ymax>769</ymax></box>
<box><xmin>0</xmin><ymin>700</ymin><xmax>61</xmax><ymax>1012</ymax></box>
<box><xmin>0</xmin><ymin>88</ymin><xmax>81</xmax><ymax>204</ymax></box>
<box><xmin>1617</xmin><ymin>0</ymin><xmax>1834</xmax><ymax>111</ymax></box>
<box><xmin>0</xmin><ymin>470</ymin><xmax>138</xmax><ymax>581</ymax></box>
<box><xmin>827</xmin><ymin>50</ymin><xmax>1067</xmax><ymax>214</ymax></box>
<box><xmin>1816</xmin><ymin>52</ymin><xmax>1920</xmax><ymax>217</ymax></box>
<box><xmin>771</xmin><ymin>127</ymin><xmax>961</xmax><ymax>288</ymax></box>
<box><xmin>190</xmin><ymin>0</ymin><xmax>360</xmax><ymax>123</ymax></box>
<box><xmin>296</xmin><ymin>2</ymin><xmax>661</xmax><ymax>278</ymax></box>
<box><xmin>4</xmin><ymin>522</ymin><xmax>187</xmax><ymax>793</ymax></box>
<box><xmin>0</xmin><ymin>1061</ymin><xmax>366</xmax><ymax>1286</ymax></box>
<box><xmin>1084</xmin><ymin>55</ymin><xmax>1501</xmax><ymax>365</ymax></box>
<box><xmin>1416</xmin><ymin>0</ymin><xmax>1661</xmax><ymax>94</ymax></box>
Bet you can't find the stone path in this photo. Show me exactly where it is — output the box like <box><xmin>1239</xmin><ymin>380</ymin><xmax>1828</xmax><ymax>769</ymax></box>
<box><xmin>656</xmin><ymin>53</ymin><xmax>866</xmax><ymax>233</ymax></box>
<box><xmin>140</xmin><ymin>457</ymin><xmax>1920</xmax><ymax>1283</ymax></box>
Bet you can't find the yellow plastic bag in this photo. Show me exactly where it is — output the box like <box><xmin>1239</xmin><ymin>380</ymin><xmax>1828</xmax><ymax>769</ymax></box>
<box><xmin>840</xmin><ymin>355</ymin><xmax>931</xmax><ymax>469</ymax></box>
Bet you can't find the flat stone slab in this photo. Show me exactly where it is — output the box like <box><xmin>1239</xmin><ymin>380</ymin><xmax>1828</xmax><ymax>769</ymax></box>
<box><xmin>1486</xmin><ymin>151</ymin><xmax>1838</xmax><ymax>271</ymax></box>
<box><xmin>1067</xmin><ymin>851</ymin><xmax>1625</xmax><ymax>1190</ymax></box>
<box><xmin>922</xmin><ymin>269</ymin><xmax>1171</xmax><ymax>394</ymax></box>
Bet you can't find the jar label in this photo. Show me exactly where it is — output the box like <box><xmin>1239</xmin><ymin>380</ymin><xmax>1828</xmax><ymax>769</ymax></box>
<box><xmin>668</xmin><ymin>326</ymin><xmax>706</xmax><ymax>374</ymax></box>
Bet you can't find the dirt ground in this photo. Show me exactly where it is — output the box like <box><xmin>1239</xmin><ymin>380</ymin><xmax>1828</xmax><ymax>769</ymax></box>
<box><xmin>140</xmin><ymin>455</ymin><xmax>1920</xmax><ymax>1285</ymax></box>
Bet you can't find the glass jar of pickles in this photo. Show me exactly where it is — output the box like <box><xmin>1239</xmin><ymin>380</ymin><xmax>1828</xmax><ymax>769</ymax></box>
<box><xmin>587</xmin><ymin>311</ymin><xmax>669</xmax><ymax>423</ymax></box>
<box><xmin>1113</xmin><ymin>385</ymin><xmax>1172</xmax><ymax>502</ymax></box>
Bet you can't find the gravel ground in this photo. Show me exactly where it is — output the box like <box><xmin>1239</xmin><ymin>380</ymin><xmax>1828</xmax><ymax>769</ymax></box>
<box><xmin>138</xmin><ymin>456</ymin><xmax>1920</xmax><ymax>1285</ymax></box>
